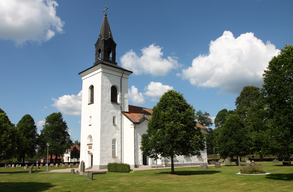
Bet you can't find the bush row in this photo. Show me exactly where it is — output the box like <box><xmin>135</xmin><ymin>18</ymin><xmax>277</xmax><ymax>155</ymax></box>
<box><xmin>107</xmin><ymin>163</ymin><xmax>131</xmax><ymax>173</ymax></box>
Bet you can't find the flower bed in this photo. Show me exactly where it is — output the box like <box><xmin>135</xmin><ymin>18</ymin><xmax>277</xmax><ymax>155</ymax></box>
<box><xmin>239</xmin><ymin>163</ymin><xmax>265</xmax><ymax>174</ymax></box>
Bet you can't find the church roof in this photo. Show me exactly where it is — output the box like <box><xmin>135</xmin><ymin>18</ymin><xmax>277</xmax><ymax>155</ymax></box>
<box><xmin>123</xmin><ymin>105</ymin><xmax>152</xmax><ymax>124</ymax></box>
<box><xmin>99</xmin><ymin>14</ymin><xmax>113</xmax><ymax>40</ymax></box>
<box><xmin>123</xmin><ymin>105</ymin><xmax>208</xmax><ymax>130</ymax></box>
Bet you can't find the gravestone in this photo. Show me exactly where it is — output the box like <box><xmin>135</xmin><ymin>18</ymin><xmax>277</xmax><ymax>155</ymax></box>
<box><xmin>87</xmin><ymin>172</ymin><xmax>93</xmax><ymax>180</ymax></box>
<box><xmin>71</xmin><ymin>169</ymin><xmax>75</xmax><ymax>174</ymax></box>
<box><xmin>80</xmin><ymin>161</ymin><xmax>85</xmax><ymax>174</ymax></box>
<box><xmin>68</xmin><ymin>164</ymin><xmax>71</xmax><ymax>168</ymax></box>
<box><xmin>215</xmin><ymin>163</ymin><xmax>221</xmax><ymax>168</ymax></box>
<box><xmin>225</xmin><ymin>158</ymin><xmax>231</xmax><ymax>164</ymax></box>
<box><xmin>12</xmin><ymin>164</ymin><xmax>14</xmax><ymax>168</ymax></box>
<box><xmin>273</xmin><ymin>159</ymin><xmax>279</xmax><ymax>163</ymax></box>
<box><xmin>19</xmin><ymin>165</ymin><xmax>22</xmax><ymax>168</ymax></box>
<box><xmin>200</xmin><ymin>164</ymin><xmax>208</xmax><ymax>169</ymax></box>
<box><xmin>5</xmin><ymin>164</ymin><xmax>7</xmax><ymax>168</ymax></box>
<box><xmin>29</xmin><ymin>168</ymin><xmax>32</xmax><ymax>174</ymax></box>
<box><xmin>55</xmin><ymin>163</ymin><xmax>58</xmax><ymax>167</ymax></box>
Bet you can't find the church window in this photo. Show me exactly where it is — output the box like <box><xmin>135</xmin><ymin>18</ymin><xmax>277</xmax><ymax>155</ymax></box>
<box><xmin>111</xmin><ymin>86</ymin><xmax>118</xmax><ymax>103</ymax></box>
<box><xmin>113</xmin><ymin>116</ymin><xmax>116</xmax><ymax>125</ymax></box>
<box><xmin>112</xmin><ymin>139</ymin><xmax>116</xmax><ymax>157</ymax></box>
<box><xmin>89</xmin><ymin>116</ymin><xmax>92</xmax><ymax>126</ymax></box>
<box><xmin>87</xmin><ymin>135</ymin><xmax>93</xmax><ymax>144</ymax></box>
<box><xmin>89</xmin><ymin>85</ymin><xmax>94</xmax><ymax>104</ymax></box>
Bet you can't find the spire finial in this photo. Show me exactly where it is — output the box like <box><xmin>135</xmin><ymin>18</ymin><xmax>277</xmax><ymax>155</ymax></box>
<box><xmin>103</xmin><ymin>6</ymin><xmax>108</xmax><ymax>16</ymax></box>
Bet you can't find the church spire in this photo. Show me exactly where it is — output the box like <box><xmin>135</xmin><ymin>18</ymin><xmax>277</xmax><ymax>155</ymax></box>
<box><xmin>94</xmin><ymin>7</ymin><xmax>117</xmax><ymax>65</ymax></box>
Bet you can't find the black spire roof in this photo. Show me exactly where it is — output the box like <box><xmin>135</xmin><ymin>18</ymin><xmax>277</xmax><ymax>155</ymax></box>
<box><xmin>99</xmin><ymin>14</ymin><xmax>113</xmax><ymax>41</ymax></box>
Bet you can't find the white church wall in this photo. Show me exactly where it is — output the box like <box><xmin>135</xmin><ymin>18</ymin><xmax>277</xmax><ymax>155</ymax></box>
<box><xmin>134</xmin><ymin>120</ymin><xmax>149</xmax><ymax>166</ymax></box>
<box><xmin>80</xmin><ymin>67</ymin><xmax>102</xmax><ymax>169</ymax></box>
<box><xmin>98</xmin><ymin>67</ymin><xmax>130</xmax><ymax>169</ymax></box>
<box><xmin>122</xmin><ymin>116</ymin><xmax>134</xmax><ymax>167</ymax></box>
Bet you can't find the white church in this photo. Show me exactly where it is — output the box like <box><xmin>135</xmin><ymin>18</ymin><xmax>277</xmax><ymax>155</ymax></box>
<box><xmin>79</xmin><ymin>10</ymin><xmax>207</xmax><ymax>169</ymax></box>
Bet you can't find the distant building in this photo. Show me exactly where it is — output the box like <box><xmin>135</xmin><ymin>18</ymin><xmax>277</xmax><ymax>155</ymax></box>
<box><xmin>63</xmin><ymin>145</ymin><xmax>80</xmax><ymax>162</ymax></box>
<box><xmin>79</xmin><ymin>10</ymin><xmax>208</xmax><ymax>169</ymax></box>
<box><xmin>40</xmin><ymin>155</ymin><xmax>62</xmax><ymax>163</ymax></box>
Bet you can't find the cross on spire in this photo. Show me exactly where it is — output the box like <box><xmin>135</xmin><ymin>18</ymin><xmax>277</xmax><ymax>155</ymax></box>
<box><xmin>103</xmin><ymin>6</ymin><xmax>108</xmax><ymax>16</ymax></box>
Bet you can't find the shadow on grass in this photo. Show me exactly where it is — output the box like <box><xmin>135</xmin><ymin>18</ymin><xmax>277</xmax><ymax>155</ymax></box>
<box><xmin>157</xmin><ymin>170</ymin><xmax>220</xmax><ymax>175</ymax></box>
<box><xmin>266</xmin><ymin>173</ymin><xmax>293</xmax><ymax>181</ymax></box>
<box><xmin>0</xmin><ymin>182</ymin><xmax>54</xmax><ymax>192</ymax></box>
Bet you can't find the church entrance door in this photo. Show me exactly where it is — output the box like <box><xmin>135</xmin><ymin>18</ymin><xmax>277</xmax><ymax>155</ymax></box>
<box><xmin>91</xmin><ymin>155</ymin><xmax>93</xmax><ymax>167</ymax></box>
<box><xmin>143</xmin><ymin>155</ymin><xmax>148</xmax><ymax>165</ymax></box>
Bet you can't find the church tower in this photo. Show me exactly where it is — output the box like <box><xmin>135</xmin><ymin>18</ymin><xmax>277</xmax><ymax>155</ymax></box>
<box><xmin>79</xmin><ymin>8</ymin><xmax>132</xmax><ymax>169</ymax></box>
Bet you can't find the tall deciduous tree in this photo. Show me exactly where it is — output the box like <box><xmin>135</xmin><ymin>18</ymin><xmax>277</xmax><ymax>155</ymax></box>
<box><xmin>195</xmin><ymin>110</ymin><xmax>213</xmax><ymax>127</ymax></box>
<box><xmin>235</xmin><ymin>86</ymin><xmax>260</xmax><ymax>118</ymax></box>
<box><xmin>217</xmin><ymin>114</ymin><xmax>251</xmax><ymax>165</ymax></box>
<box><xmin>141</xmin><ymin>90</ymin><xmax>205</xmax><ymax>174</ymax></box>
<box><xmin>262</xmin><ymin>44</ymin><xmax>293</xmax><ymax>164</ymax></box>
<box><xmin>246</xmin><ymin>95</ymin><xmax>270</xmax><ymax>158</ymax></box>
<box><xmin>0</xmin><ymin>108</ymin><xmax>18</xmax><ymax>160</ymax></box>
<box><xmin>39</xmin><ymin>112</ymin><xmax>72</xmax><ymax>162</ymax></box>
<box><xmin>70</xmin><ymin>146</ymin><xmax>80</xmax><ymax>160</ymax></box>
<box><xmin>16</xmin><ymin>114</ymin><xmax>38</xmax><ymax>163</ymax></box>
<box><xmin>213</xmin><ymin>109</ymin><xmax>235</xmax><ymax>156</ymax></box>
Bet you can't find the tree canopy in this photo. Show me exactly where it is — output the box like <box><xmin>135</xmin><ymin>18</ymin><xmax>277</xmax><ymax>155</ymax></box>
<box><xmin>195</xmin><ymin>110</ymin><xmax>213</xmax><ymax>127</ymax></box>
<box><xmin>0</xmin><ymin>108</ymin><xmax>18</xmax><ymax>160</ymax></box>
<box><xmin>262</xmin><ymin>44</ymin><xmax>293</xmax><ymax>164</ymax></box>
<box><xmin>141</xmin><ymin>90</ymin><xmax>205</xmax><ymax>174</ymax></box>
<box><xmin>39</xmin><ymin>112</ymin><xmax>72</xmax><ymax>162</ymax></box>
<box><xmin>16</xmin><ymin>114</ymin><xmax>38</xmax><ymax>163</ymax></box>
<box><xmin>216</xmin><ymin>114</ymin><xmax>251</xmax><ymax>164</ymax></box>
<box><xmin>235</xmin><ymin>85</ymin><xmax>260</xmax><ymax>118</ymax></box>
<box><xmin>70</xmin><ymin>146</ymin><xmax>80</xmax><ymax>160</ymax></box>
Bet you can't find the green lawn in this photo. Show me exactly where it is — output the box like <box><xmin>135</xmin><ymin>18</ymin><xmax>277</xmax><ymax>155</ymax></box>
<box><xmin>0</xmin><ymin>162</ymin><xmax>292</xmax><ymax>192</ymax></box>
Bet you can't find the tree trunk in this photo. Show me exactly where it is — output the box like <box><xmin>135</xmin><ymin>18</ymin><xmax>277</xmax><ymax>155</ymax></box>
<box><xmin>55</xmin><ymin>152</ymin><xmax>58</xmax><ymax>163</ymax></box>
<box><xmin>171</xmin><ymin>156</ymin><xmax>174</xmax><ymax>174</ymax></box>
<box><xmin>22</xmin><ymin>152</ymin><xmax>25</xmax><ymax>164</ymax></box>
<box><xmin>238</xmin><ymin>156</ymin><xmax>241</xmax><ymax>167</ymax></box>
<box><xmin>260</xmin><ymin>152</ymin><xmax>263</xmax><ymax>161</ymax></box>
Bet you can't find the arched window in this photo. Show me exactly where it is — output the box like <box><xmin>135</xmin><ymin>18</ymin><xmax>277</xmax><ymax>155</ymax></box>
<box><xmin>89</xmin><ymin>85</ymin><xmax>94</xmax><ymax>104</ymax></box>
<box><xmin>112</xmin><ymin>139</ymin><xmax>116</xmax><ymax>157</ymax></box>
<box><xmin>87</xmin><ymin>135</ymin><xmax>93</xmax><ymax>144</ymax></box>
<box><xmin>89</xmin><ymin>116</ymin><xmax>92</xmax><ymax>126</ymax></box>
<box><xmin>111</xmin><ymin>86</ymin><xmax>117</xmax><ymax>103</ymax></box>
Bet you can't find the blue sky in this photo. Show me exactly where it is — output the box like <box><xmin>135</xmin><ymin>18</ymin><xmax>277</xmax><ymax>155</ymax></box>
<box><xmin>1</xmin><ymin>0</ymin><xmax>292</xmax><ymax>142</ymax></box>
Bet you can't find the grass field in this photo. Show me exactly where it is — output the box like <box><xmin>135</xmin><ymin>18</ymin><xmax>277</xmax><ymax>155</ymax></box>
<box><xmin>0</xmin><ymin>162</ymin><xmax>292</xmax><ymax>192</ymax></box>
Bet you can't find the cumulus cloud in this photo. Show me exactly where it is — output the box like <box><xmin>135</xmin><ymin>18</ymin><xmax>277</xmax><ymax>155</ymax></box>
<box><xmin>179</xmin><ymin>31</ymin><xmax>280</xmax><ymax>95</ymax></box>
<box><xmin>121</xmin><ymin>44</ymin><xmax>179</xmax><ymax>76</ymax></box>
<box><xmin>52</xmin><ymin>91</ymin><xmax>82</xmax><ymax>116</ymax></box>
<box><xmin>144</xmin><ymin>82</ymin><xmax>173</xmax><ymax>101</ymax></box>
<box><xmin>128</xmin><ymin>86</ymin><xmax>145</xmax><ymax>106</ymax></box>
<box><xmin>0</xmin><ymin>0</ymin><xmax>64</xmax><ymax>45</ymax></box>
<box><xmin>37</xmin><ymin>119</ymin><xmax>45</xmax><ymax>128</ymax></box>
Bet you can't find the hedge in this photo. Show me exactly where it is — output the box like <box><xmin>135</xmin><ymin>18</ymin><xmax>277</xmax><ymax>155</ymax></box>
<box><xmin>107</xmin><ymin>163</ymin><xmax>131</xmax><ymax>173</ymax></box>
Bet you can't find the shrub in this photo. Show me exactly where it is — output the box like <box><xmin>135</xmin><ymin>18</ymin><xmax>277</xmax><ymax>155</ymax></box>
<box><xmin>107</xmin><ymin>163</ymin><xmax>131</xmax><ymax>173</ymax></box>
<box><xmin>240</xmin><ymin>163</ymin><xmax>265</xmax><ymax>174</ymax></box>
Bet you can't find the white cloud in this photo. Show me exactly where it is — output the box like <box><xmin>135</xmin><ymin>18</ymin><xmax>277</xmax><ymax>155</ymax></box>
<box><xmin>225</xmin><ymin>104</ymin><xmax>229</xmax><ymax>107</ymax></box>
<box><xmin>144</xmin><ymin>82</ymin><xmax>173</xmax><ymax>101</ymax></box>
<box><xmin>52</xmin><ymin>91</ymin><xmax>82</xmax><ymax>116</ymax></box>
<box><xmin>0</xmin><ymin>0</ymin><xmax>64</xmax><ymax>45</ymax></box>
<box><xmin>121</xmin><ymin>44</ymin><xmax>179</xmax><ymax>76</ymax></box>
<box><xmin>37</xmin><ymin>119</ymin><xmax>45</xmax><ymax>128</ymax></box>
<box><xmin>128</xmin><ymin>86</ymin><xmax>145</xmax><ymax>106</ymax></box>
<box><xmin>180</xmin><ymin>31</ymin><xmax>280</xmax><ymax>95</ymax></box>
